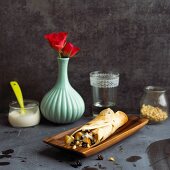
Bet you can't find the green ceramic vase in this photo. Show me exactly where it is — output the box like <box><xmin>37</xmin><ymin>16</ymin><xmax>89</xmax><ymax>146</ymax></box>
<box><xmin>40</xmin><ymin>58</ymin><xmax>85</xmax><ymax>123</ymax></box>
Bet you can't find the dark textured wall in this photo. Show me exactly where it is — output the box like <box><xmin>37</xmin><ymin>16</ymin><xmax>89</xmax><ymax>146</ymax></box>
<box><xmin>0</xmin><ymin>0</ymin><xmax>170</xmax><ymax>114</ymax></box>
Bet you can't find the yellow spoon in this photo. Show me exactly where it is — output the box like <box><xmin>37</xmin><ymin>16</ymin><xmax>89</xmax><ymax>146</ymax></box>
<box><xmin>10</xmin><ymin>81</ymin><xmax>25</xmax><ymax>114</ymax></box>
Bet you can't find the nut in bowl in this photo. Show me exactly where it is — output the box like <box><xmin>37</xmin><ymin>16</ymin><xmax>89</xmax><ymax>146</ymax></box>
<box><xmin>140</xmin><ymin>86</ymin><xmax>168</xmax><ymax>124</ymax></box>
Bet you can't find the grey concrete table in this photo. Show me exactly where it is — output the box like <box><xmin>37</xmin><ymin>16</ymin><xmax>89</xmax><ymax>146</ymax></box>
<box><xmin>0</xmin><ymin>113</ymin><xmax>170</xmax><ymax>170</ymax></box>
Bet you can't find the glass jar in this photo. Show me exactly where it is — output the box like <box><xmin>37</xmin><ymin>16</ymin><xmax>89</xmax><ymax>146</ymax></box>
<box><xmin>8</xmin><ymin>100</ymin><xmax>40</xmax><ymax>127</ymax></box>
<box><xmin>140</xmin><ymin>86</ymin><xmax>168</xmax><ymax>124</ymax></box>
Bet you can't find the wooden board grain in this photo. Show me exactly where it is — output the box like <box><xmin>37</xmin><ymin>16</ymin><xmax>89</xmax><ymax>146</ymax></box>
<box><xmin>43</xmin><ymin>115</ymin><xmax>148</xmax><ymax>157</ymax></box>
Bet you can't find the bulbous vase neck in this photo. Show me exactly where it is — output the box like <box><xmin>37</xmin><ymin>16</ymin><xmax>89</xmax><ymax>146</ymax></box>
<box><xmin>56</xmin><ymin>58</ymin><xmax>70</xmax><ymax>87</ymax></box>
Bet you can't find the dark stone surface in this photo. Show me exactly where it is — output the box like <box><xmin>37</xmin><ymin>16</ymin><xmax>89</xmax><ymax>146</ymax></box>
<box><xmin>0</xmin><ymin>0</ymin><xmax>170</xmax><ymax>114</ymax></box>
<box><xmin>0</xmin><ymin>113</ymin><xmax>170</xmax><ymax>170</ymax></box>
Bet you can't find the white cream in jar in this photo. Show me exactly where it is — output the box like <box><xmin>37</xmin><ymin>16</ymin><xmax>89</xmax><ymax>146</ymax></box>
<box><xmin>8</xmin><ymin>100</ymin><xmax>40</xmax><ymax>127</ymax></box>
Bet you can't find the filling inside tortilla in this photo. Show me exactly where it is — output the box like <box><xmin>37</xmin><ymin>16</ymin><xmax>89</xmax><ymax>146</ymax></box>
<box><xmin>65</xmin><ymin>129</ymin><xmax>98</xmax><ymax>148</ymax></box>
<box><xmin>64</xmin><ymin>109</ymin><xmax>128</xmax><ymax>149</ymax></box>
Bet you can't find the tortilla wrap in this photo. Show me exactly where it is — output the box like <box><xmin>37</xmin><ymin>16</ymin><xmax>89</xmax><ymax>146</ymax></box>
<box><xmin>72</xmin><ymin>108</ymin><xmax>128</xmax><ymax>146</ymax></box>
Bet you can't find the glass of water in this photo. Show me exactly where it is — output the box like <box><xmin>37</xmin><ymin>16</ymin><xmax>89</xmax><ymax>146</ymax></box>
<box><xmin>90</xmin><ymin>71</ymin><xmax>119</xmax><ymax>116</ymax></box>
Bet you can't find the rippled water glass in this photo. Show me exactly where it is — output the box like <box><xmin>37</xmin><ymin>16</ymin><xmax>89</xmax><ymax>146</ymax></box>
<box><xmin>90</xmin><ymin>71</ymin><xmax>119</xmax><ymax>116</ymax></box>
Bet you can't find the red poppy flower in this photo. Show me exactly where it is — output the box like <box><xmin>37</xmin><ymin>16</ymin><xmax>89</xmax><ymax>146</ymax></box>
<box><xmin>62</xmin><ymin>42</ymin><xmax>80</xmax><ymax>57</ymax></box>
<box><xmin>44</xmin><ymin>32</ymin><xmax>68</xmax><ymax>52</ymax></box>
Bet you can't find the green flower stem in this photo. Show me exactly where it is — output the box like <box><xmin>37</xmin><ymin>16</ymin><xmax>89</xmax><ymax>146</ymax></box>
<box><xmin>58</xmin><ymin>52</ymin><xmax>62</xmax><ymax>58</ymax></box>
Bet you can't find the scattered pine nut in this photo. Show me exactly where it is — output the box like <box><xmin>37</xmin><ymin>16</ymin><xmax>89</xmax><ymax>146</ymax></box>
<box><xmin>109</xmin><ymin>157</ymin><xmax>115</xmax><ymax>161</ymax></box>
<box><xmin>76</xmin><ymin>141</ymin><xmax>80</xmax><ymax>145</ymax></box>
<box><xmin>87</xmin><ymin>144</ymin><xmax>90</xmax><ymax>148</ymax></box>
<box><xmin>65</xmin><ymin>135</ymin><xmax>74</xmax><ymax>144</ymax></box>
<box><xmin>72</xmin><ymin>145</ymin><xmax>77</xmax><ymax>149</ymax></box>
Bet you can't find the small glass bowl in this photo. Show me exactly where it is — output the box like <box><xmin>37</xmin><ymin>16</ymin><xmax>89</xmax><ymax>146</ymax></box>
<box><xmin>8</xmin><ymin>99</ymin><xmax>40</xmax><ymax>127</ymax></box>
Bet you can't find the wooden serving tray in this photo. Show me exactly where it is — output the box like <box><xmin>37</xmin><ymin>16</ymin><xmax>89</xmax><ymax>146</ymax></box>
<box><xmin>43</xmin><ymin>115</ymin><xmax>148</xmax><ymax>157</ymax></box>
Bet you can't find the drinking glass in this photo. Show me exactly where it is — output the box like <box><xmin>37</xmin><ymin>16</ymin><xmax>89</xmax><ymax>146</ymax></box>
<box><xmin>90</xmin><ymin>71</ymin><xmax>119</xmax><ymax>116</ymax></box>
